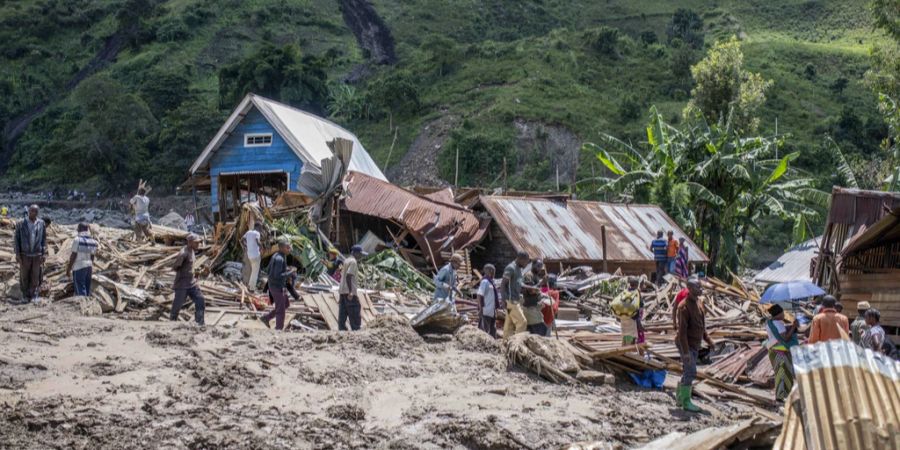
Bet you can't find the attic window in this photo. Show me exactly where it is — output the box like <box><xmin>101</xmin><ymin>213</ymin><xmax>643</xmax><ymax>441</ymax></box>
<box><xmin>245</xmin><ymin>133</ymin><xmax>272</xmax><ymax>147</ymax></box>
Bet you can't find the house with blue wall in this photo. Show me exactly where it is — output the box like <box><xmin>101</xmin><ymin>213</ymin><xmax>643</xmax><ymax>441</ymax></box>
<box><xmin>187</xmin><ymin>93</ymin><xmax>386</xmax><ymax>220</ymax></box>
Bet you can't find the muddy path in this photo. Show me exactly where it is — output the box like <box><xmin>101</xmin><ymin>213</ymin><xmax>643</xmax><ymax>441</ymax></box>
<box><xmin>0</xmin><ymin>302</ymin><xmax>756</xmax><ymax>449</ymax></box>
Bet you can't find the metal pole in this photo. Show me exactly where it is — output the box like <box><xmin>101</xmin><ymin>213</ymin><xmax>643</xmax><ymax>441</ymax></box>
<box><xmin>601</xmin><ymin>225</ymin><xmax>608</xmax><ymax>273</ymax></box>
<box><xmin>454</xmin><ymin>145</ymin><xmax>459</xmax><ymax>186</ymax></box>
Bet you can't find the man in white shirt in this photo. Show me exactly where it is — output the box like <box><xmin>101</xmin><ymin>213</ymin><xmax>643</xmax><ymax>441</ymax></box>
<box><xmin>129</xmin><ymin>188</ymin><xmax>153</xmax><ymax>242</ymax></box>
<box><xmin>241</xmin><ymin>226</ymin><xmax>262</xmax><ymax>292</ymax></box>
<box><xmin>338</xmin><ymin>245</ymin><xmax>365</xmax><ymax>331</ymax></box>
<box><xmin>476</xmin><ymin>264</ymin><xmax>498</xmax><ymax>338</ymax></box>
<box><xmin>66</xmin><ymin>223</ymin><xmax>98</xmax><ymax>296</ymax></box>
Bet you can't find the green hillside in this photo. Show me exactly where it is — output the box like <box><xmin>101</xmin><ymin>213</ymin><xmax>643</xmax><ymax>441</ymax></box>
<box><xmin>0</xmin><ymin>0</ymin><xmax>894</xmax><ymax>267</ymax></box>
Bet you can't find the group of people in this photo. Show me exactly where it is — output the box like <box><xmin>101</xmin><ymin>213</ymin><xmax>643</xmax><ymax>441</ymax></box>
<box><xmin>650</xmin><ymin>230</ymin><xmax>690</xmax><ymax>285</ymax></box>
<box><xmin>765</xmin><ymin>295</ymin><xmax>892</xmax><ymax>402</ymax></box>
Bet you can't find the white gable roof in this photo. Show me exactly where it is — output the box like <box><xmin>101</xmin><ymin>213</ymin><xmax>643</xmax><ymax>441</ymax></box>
<box><xmin>190</xmin><ymin>93</ymin><xmax>387</xmax><ymax>181</ymax></box>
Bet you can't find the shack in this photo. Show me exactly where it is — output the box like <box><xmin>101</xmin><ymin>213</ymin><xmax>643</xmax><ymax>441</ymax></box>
<box><xmin>185</xmin><ymin>93</ymin><xmax>385</xmax><ymax>221</ymax></box>
<box><xmin>475</xmin><ymin>196</ymin><xmax>708</xmax><ymax>275</ymax></box>
<box><xmin>752</xmin><ymin>237</ymin><xmax>821</xmax><ymax>287</ymax></box>
<box><xmin>813</xmin><ymin>188</ymin><xmax>900</xmax><ymax>314</ymax></box>
<box><xmin>835</xmin><ymin>206</ymin><xmax>900</xmax><ymax>330</ymax></box>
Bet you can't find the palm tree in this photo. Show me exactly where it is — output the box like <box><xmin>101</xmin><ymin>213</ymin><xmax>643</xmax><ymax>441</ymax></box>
<box><xmin>582</xmin><ymin>107</ymin><xmax>827</xmax><ymax>276</ymax></box>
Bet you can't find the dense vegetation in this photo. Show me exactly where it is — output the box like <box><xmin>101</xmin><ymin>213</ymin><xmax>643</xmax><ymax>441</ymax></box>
<box><xmin>0</xmin><ymin>0</ymin><xmax>896</xmax><ymax>268</ymax></box>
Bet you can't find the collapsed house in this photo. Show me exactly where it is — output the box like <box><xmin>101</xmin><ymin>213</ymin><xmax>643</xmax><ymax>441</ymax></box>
<box><xmin>184</xmin><ymin>93</ymin><xmax>386</xmax><ymax>221</ymax></box>
<box><xmin>336</xmin><ymin>171</ymin><xmax>489</xmax><ymax>269</ymax></box>
<box><xmin>474</xmin><ymin>196</ymin><xmax>709</xmax><ymax>276</ymax></box>
<box><xmin>813</xmin><ymin>188</ymin><xmax>900</xmax><ymax>325</ymax></box>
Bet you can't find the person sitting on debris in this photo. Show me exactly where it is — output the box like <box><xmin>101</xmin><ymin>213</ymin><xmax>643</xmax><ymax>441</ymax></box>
<box><xmin>324</xmin><ymin>247</ymin><xmax>344</xmax><ymax>282</ymax></box>
<box><xmin>612</xmin><ymin>277</ymin><xmax>642</xmax><ymax>345</ymax></box>
<box><xmin>66</xmin><ymin>223</ymin><xmax>98</xmax><ymax>296</ymax></box>
<box><xmin>129</xmin><ymin>188</ymin><xmax>153</xmax><ymax>243</ymax></box>
<box><xmin>434</xmin><ymin>254</ymin><xmax>463</xmax><ymax>305</ymax></box>
<box><xmin>476</xmin><ymin>264</ymin><xmax>499</xmax><ymax>338</ymax></box>
<box><xmin>808</xmin><ymin>295</ymin><xmax>849</xmax><ymax>345</ymax></box>
<box><xmin>14</xmin><ymin>205</ymin><xmax>47</xmax><ymax>303</ymax></box>
<box><xmin>241</xmin><ymin>225</ymin><xmax>262</xmax><ymax>292</ymax></box>
<box><xmin>338</xmin><ymin>245</ymin><xmax>366</xmax><ymax>331</ymax></box>
<box><xmin>522</xmin><ymin>260</ymin><xmax>550</xmax><ymax>336</ymax></box>
<box><xmin>850</xmin><ymin>301</ymin><xmax>871</xmax><ymax>345</ymax></box>
<box><xmin>666</xmin><ymin>230</ymin><xmax>679</xmax><ymax>274</ymax></box>
<box><xmin>675</xmin><ymin>237</ymin><xmax>689</xmax><ymax>278</ymax></box>
<box><xmin>169</xmin><ymin>234</ymin><xmax>205</xmax><ymax>325</ymax></box>
<box><xmin>675</xmin><ymin>276</ymin><xmax>714</xmax><ymax>412</ymax></box>
<box><xmin>501</xmin><ymin>251</ymin><xmax>530</xmax><ymax>337</ymax></box>
<box><xmin>261</xmin><ymin>238</ymin><xmax>295</xmax><ymax>330</ymax></box>
<box><xmin>861</xmin><ymin>309</ymin><xmax>886</xmax><ymax>354</ymax></box>
<box><xmin>766</xmin><ymin>304</ymin><xmax>799</xmax><ymax>402</ymax></box>
<box><xmin>650</xmin><ymin>230</ymin><xmax>668</xmax><ymax>285</ymax></box>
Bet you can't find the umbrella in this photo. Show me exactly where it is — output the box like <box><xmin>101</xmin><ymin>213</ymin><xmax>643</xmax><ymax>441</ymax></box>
<box><xmin>760</xmin><ymin>280</ymin><xmax>826</xmax><ymax>304</ymax></box>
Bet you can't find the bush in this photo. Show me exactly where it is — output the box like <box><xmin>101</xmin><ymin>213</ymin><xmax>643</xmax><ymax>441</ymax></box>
<box><xmin>666</xmin><ymin>8</ymin><xmax>704</xmax><ymax>49</ymax></box>
<box><xmin>439</xmin><ymin>130</ymin><xmax>512</xmax><ymax>186</ymax></box>
<box><xmin>803</xmin><ymin>63</ymin><xmax>816</xmax><ymax>80</ymax></box>
<box><xmin>155</xmin><ymin>18</ymin><xmax>190</xmax><ymax>42</ymax></box>
<box><xmin>584</xmin><ymin>26</ymin><xmax>620</xmax><ymax>57</ymax></box>
<box><xmin>640</xmin><ymin>31</ymin><xmax>658</xmax><ymax>46</ymax></box>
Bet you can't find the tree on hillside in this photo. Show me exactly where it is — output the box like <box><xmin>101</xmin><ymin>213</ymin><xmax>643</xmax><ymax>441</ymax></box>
<box><xmin>685</xmin><ymin>36</ymin><xmax>772</xmax><ymax>132</ymax></box>
<box><xmin>666</xmin><ymin>9</ymin><xmax>704</xmax><ymax>49</ymax></box>
<box><xmin>583</xmin><ymin>107</ymin><xmax>825</xmax><ymax>275</ymax></box>
<box><xmin>67</xmin><ymin>74</ymin><xmax>158</xmax><ymax>188</ymax></box>
<box><xmin>154</xmin><ymin>98</ymin><xmax>224</xmax><ymax>187</ymax></box>
<box><xmin>218</xmin><ymin>44</ymin><xmax>329</xmax><ymax>114</ymax></box>
<box><xmin>367</xmin><ymin>69</ymin><xmax>420</xmax><ymax>123</ymax></box>
<box><xmin>866</xmin><ymin>0</ymin><xmax>900</xmax><ymax>190</ymax></box>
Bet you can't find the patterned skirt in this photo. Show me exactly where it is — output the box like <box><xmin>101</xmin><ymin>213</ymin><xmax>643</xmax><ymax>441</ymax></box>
<box><xmin>768</xmin><ymin>347</ymin><xmax>794</xmax><ymax>401</ymax></box>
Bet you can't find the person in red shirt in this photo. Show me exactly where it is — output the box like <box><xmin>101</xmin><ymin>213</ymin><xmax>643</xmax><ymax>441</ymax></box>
<box><xmin>541</xmin><ymin>274</ymin><xmax>560</xmax><ymax>335</ymax></box>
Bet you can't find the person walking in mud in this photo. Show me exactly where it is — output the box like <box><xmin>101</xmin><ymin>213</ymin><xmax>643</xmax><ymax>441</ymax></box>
<box><xmin>169</xmin><ymin>234</ymin><xmax>205</xmax><ymax>325</ymax></box>
<box><xmin>14</xmin><ymin>205</ymin><xmax>47</xmax><ymax>303</ymax></box>
<box><xmin>337</xmin><ymin>245</ymin><xmax>366</xmax><ymax>331</ymax></box>
<box><xmin>65</xmin><ymin>223</ymin><xmax>98</xmax><ymax>296</ymax></box>
<box><xmin>261</xmin><ymin>238</ymin><xmax>295</xmax><ymax>331</ymax></box>
<box><xmin>501</xmin><ymin>251</ymin><xmax>530</xmax><ymax>336</ymax></box>
<box><xmin>675</xmin><ymin>277</ymin><xmax>714</xmax><ymax>412</ymax></box>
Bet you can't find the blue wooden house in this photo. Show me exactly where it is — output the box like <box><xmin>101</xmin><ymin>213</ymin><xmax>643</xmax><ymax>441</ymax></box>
<box><xmin>187</xmin><ymin>93</ymin><xmax>386</xmax><ymax>220</ymax></box>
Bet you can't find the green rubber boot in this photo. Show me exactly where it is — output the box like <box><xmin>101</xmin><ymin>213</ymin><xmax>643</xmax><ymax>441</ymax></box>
<box><xmin>675</xmin><ymin>385</ymin><xmax>687</xmax><ymax>407</ymax></box>
<box><xmin>682</xmin><ymin>385</ymin><xmax>701</xmax><ymax>412</ymax></box>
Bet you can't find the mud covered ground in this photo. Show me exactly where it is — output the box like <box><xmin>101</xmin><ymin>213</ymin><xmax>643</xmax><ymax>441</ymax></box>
<box><xmin>0</xmin><ymin>301</ymin><xmax>760</xmax><ymax>449</ymax></box>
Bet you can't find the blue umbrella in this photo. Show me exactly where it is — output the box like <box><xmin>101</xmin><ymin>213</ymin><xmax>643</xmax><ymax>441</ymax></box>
<box><xmin>760</xmin><ymin>280</ymin><xmax>826</xmax><ymax>304</ymax></box>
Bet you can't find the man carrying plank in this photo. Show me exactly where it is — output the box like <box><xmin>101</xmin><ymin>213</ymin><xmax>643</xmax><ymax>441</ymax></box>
<box><xmin>169</xmin><ymin>234</ymin><xmax>205</xmax><ymax>325</ymax></box>
<box><xmin>130</xmin><ymin>185</ymin><xmax>153</xmax><ymax>243</ymax></box>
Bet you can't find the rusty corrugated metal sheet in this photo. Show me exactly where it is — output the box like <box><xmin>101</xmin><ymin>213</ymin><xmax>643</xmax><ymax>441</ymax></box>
<box><xmin>479</xmin><ymin>196</ymin><xmax>709</xmax><ymax>263</ymax></box>
<box><xmin>342</xmin><ymin>171</ymin><xmax>489</xmax><ymax>263</ymax></box>
<box><xmin>775</xmin><ymin>339</ymin><xmax>900</xmax><ymax>450</ymax></box>
<box><xmin>828</xmin><ymin>187</ymin><xmax>900</xmax><ymax>226</ymax></box>
<box><xmin>753</xmin><ymin>237</ymin><xmax>820</xmax><ymax>285</ymax></box>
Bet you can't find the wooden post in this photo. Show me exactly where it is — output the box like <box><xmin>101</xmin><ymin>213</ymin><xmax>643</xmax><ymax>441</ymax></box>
<box><xmin>454</xmin><ymin>145</ymin><xmax>459</xmax><ymax>186</ymax></box>
<box><xmin>601</xmin><ymin>225</ymin><xmax>608</xmax><ymax>273</ymax></box>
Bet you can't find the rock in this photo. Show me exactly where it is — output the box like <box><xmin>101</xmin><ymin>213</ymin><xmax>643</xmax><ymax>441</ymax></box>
<box><xmin>576</xmin><ymin>370</ymin><xmax>615</xmax><ymax>385</ymax></box>
<box><xmin>157</xmin><ymin>211</ymin><xmax>186</xmax><ymax>230</ymax></box>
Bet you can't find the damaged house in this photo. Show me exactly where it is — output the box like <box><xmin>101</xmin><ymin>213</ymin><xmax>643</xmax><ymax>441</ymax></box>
<box><xmin>474</xmin><ymin>196</ymin><xmax>708</xmax><ymax>276</ymax></box>
<box><xmin>185</xmin><ymin>93</ymin><xmax>385</xmax><ymax>221</ymax></box>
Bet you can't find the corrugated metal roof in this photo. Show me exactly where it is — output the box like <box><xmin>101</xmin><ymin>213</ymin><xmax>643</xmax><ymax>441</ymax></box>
<box><xmin>775</xmin><ymin>339</ymin><xmax>900</xmax><ymax>450</ymax></box>
<box><xmin>190</xmin><ymin>94</ymin><xmax>386</xmax><ymax>181</ymax></box>
<box><xmin>479</xmin><ymin>196</ymin><xmax>709</xmax><ymax>263</ymax></box>
<box><xmin>753</xmin><ymin>237</ymin><xmax>820</xmax><ymax>285</ymax></box>
<box><xmin>342</xmin><ymin>171</ymin><xmax>489</xmax><ymax>264</ymax></box>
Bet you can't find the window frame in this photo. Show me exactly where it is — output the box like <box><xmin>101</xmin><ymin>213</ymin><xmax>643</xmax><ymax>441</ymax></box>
<box><xmin>244</xmin><ymin>133</ymin><xmax>273</xmax><ymax>147</ymax></box>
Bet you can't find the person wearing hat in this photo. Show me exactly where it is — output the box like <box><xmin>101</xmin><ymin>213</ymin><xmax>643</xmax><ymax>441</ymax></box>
<box><xmin>809</xmin><ymin>295</ymin><xmax>849</xmax><ymax>344</ymax></box>
<box><xmin>261</xmin><ymin>238</ymin><xmax>295</xmax><ymax>330</ymax></box>
<box><xmin>766</xmin><ymin>304</ymin><xmax>799</xmax><ymax>402</ymax></box>
<box><xmin>850</xmin><ymin>301</ymin><xmax>872</xmax><ymax>345</ymax></box>
<box><xmin>675</xmin><ymin>276</ymin><xmax>714</xmax><ymax>412</ymax></box>
<box><xmin>170</xmin><ymin>234</ymin><xmax>206</xmax><ymax>325</ymax></box>
<box><xmin>434</xmin><ymin>254</ymin><xmax>463</xmax><ymax>306</ymax></box>
<box><xmin>324</xmin><ymin>247</ymin><xmax>344</xmax><ymax>282</ymax></box>
<box><xmin>338</xmin><ymin>245</ymin><xmax>366</xmax><ymax>331</ymax></box>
